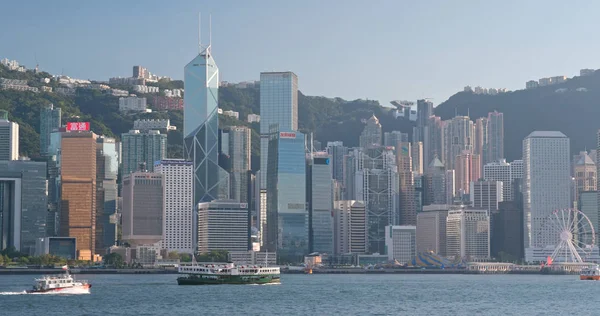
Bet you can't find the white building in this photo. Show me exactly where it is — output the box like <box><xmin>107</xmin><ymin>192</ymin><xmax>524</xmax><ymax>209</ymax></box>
<box><xmin>0</xmin><ymin>116</ymin><xmax>19</xmax><ymax>161</ymax></box>
<box><xmin>416</xmin><ymin>204</ymin><xmax>449</xmax><ymax>256</ymax></box>
<box><xmin>247</xmin><ymin>114</ymin><xmax>261</xmax><ymax>123</ymax></box>
<box><xmin>133</xmin><ymin>119</ymin><xmax>176</xmax><ymax>131</ymax></box>
<box><xmin>133</xmin><ymin>85</ymin><xmax>159</xmax><ymax>94</ymax></box>
<box><xmin>523</xmin><ymin>131</ymin><xmax>571</xmax><ymax>262</ymax></box>
<box><xmin>385</xmin><ymin>225</ymin><xmax>416</xmax><ymax>264</ymax></box>
<box><xmin>446</xmin><ymin>207</ymin><xmax>490</xmax><ymax>260</ymax></box>
<box><xmin>197</xmin><ymin>200</ymin><xmax>249</xmax><ymax>254</ymax></box>
<box><xmin>164</xmin><ymin>89</ymin><xmax>183</xmax><ymax>98</ymax></box>
<box><xmin>119</xmin><ymin>96</ymin><xmax>147</xmax><ymax>112</ymax></box>
<box><xmin>222</xmin><ymin>110</ymin><xmax>239</xmax><ymax>120</ymax></box>
<box><xmin>155</xmin><ymin>159</ymin><xmax>194</xmax><ymax>254</ymax></box>
<box><xmin>333</xmin><ymin>200</ymin><xmax>367</xmax><ymax>254</ymax></box>
<box><xmin>111</xmin><ymin>89</ymin><xmax>130</xmax><ymax>97</ymax></box>
<box><xmin>228</xmin><ymin>251</ymin><xmax>277</xmax><ymax>266</ymax></box>
<box><xmin>483</xmin><ymin>159</ymin><xmax>523</xmax><ymax>201</ymax></box>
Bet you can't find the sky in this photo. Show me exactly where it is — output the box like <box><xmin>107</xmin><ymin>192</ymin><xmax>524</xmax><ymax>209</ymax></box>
<box><xmin>1</xmin><ymin>0</ymin><xmax>598</xmax><ymax>106</ymax></box>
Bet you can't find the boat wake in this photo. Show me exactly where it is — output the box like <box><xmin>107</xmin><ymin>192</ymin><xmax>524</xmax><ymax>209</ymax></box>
<box><xmin>0</xmin><ymin>288</ymin><xmax>90</xmax><ymax>295</ymax></box>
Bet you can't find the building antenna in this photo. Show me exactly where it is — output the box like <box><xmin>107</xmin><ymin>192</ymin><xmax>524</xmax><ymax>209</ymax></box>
<box><xmin>198</xmin><ymin>12</ymin><xmax>202</xmax><ymax>54</ymax></box>
<box><xmin>209</xmin><ymin>14</ymin><xmax>212</xmax><ymax>50</ymax></box>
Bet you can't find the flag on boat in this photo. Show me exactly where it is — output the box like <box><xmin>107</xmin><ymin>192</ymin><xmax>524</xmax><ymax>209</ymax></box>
<box><xmin>62</xmin><ymin>265</ymin><xmax>68</xmax><ymax>270</ymax></box>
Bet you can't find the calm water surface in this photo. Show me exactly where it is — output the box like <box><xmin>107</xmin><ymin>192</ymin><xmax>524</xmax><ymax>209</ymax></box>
<box><xmin>0</xmin><ymin>273</ymin><xmax>597</xmax><ymax>315</ymax></box>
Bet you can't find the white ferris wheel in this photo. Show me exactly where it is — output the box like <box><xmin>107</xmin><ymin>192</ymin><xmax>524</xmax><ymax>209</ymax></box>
<box><xmin>535</xmin><ymin>208</ymin><xmax>596</xmax><ymax>263</ymax></box>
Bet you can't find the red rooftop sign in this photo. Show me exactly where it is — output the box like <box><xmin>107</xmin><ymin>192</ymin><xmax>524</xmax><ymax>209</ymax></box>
<box><xmin>279</xmin><ymin>132</ymin><xmax>296</xmax><ymax>139</ymax></box>
<box><xmin>66</xmin><ymin>122</ymin><xmax>90</xmax><ymax>131</ymax></box>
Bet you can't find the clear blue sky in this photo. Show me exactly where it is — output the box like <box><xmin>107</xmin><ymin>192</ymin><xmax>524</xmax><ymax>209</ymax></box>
<box><xmin>0</xmin><ymin>0</ymin><xmax>596</xmax><ymax>105</ymax></box>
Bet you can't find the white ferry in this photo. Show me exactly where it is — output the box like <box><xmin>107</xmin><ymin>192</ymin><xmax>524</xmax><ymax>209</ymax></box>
<box><xmin>580</xmin><ymin>265</ymin><xmax>600</xmax><ymax>281</ymax></box>
<box><xmin>177</xmin><ymin>262</ymin><xmax>280</xmax><ymax>285</ymax></box>
<box><xmin>26</xmin><ymin>266</ymin><xmax>92</xmax><ymax>293</ymax></box>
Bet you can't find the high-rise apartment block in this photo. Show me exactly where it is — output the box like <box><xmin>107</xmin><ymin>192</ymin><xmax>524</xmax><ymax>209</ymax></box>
<box><xmin>397</xmin><ymin>142</ymin><xmax>416</xmax><ymax>226</ymax></box>
<box><xmin>121</xmin><ymin>129</ymin><xmax>167</xmax><ymax>175</ymax></box>
<box><xmin>122</xmin><ymin>172</ymin><xmax>164</xmax><ymax>246</ymax></box>
<box><xmin>446</xmin><ymin>207</ymin><xmax>490</xmax><ymax>260</ymax></box>
<box><xmin>333</xmin><ymin>200</ymin><xmax>367</xmax><ymax>254</ymax></box>
<box><xmin>454</xmin><ymin>151</ymin><xmax>480</xmax><ymax>196</ymax></box>
<box><xmin>383</xmin><ymin>131</ymin><xmax>409</xmax><ymax>147</ymax></box>
<box><xmin>197</xmin><ymin>200</ymin><xmax>249</xmax><ymax>253</ymax></box>
<box><xmin>259</xmin><ymin>71</ymin><xmax>298</xmax><ymax>189</ymax></box>
<box><xmin>0</xmin><ymin>111</ymin><xmax>19</xmax><ymax>161</ymax></box>
<box><xmin>40</xmin><ymin>104</ymin><xmax>61</xmax><ymax>157</ymax></box>
<box><xmin>523</xmin><ymin>131</ymin><xmax>570</xmax><ymax>262</ymax></box>
<box><xmin>487</xmin><ymin>111</ymin><xmax>504</xmax><ymax>163</ymax></box>
<box><xmin>155</xmin><ymin>159</ymin><xmax>194</xmax><ymax>253</ymax></box>
<box><xmin>326</xmin><ymin>141</ymin><xmax>347</xmax><ymax>183</ymax></box>
<box><xmin>60</xmin><ymin>131</ymin><xmax>97</xmax><ymax>260</ymax></box>
<box><xmin>444</xmin><ymin>116</ymin><xmax>474</xmax><ymax>170</ymax></box>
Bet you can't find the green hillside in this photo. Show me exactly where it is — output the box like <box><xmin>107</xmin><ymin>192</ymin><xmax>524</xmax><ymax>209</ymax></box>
<box><xmin>435</xmin><ymin>71</ymin><xmax>600</xmax><ymax>161</ymax></box>
<box><xmin>0</xmin><ymin>64</ymin><xmax>416</xmax><ymax>168</ymax></box>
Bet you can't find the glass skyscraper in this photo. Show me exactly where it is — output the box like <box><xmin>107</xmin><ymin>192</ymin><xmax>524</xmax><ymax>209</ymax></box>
<box><xmin>266</xmin><ymin>129</ymin><xmax>307</xmax><ymax>263</ymax></box>
<box><xmin>40</xmin><ymin>104</ymin><xmax>61</xmax><ymax>157</ymax></box>
<box><xmin>310</xmin><ymin>154</ymin><xmax>334</xmax><ymax>254</ymax></box>
<box><xmin>184</xmin><ymin>43</ymin><xmax>229</xmax><ymax>204</ymax></box>
<box><xmin>259</xmin><ymin>72</ymin><xmax>298</xmax><ymax>189</ymax></box>
<box><xmin>121</xmin><ymin>130</ymin><xmax>166</xmax><ymax>175</ymax></box>
<box><xmin>97</xmin><ymin>136</ymin><xmax>119</xmax><ymax>250</ymax></box>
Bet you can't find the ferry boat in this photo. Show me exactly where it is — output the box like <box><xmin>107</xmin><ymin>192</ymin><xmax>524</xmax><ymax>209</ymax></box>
<box><xmin>26</xmin><ymin>265</ymin><xmax>92</xmax><ymax>293</ymax></box>
<box><xmin>580</xmin><ymin>265</ymin><xmax>600</xmax><ymax>280</ymax></box>
<box><xmin>177</xmin><ymin>262</ymin><xmax>280</xmax><ymax>285</ymax></box>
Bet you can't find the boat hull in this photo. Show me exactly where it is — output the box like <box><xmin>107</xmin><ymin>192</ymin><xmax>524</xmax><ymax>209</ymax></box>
<box><xmin>580</xmin><ymin>275</ymin><xmax>600</xmax><ymax>280</ymax></box>
<box><xmin>177</xmin><ymin>275</ymin><xmax>279</xmax><ymax>285</ymax></box>
<box><xmin>26</xmin><ymin>283</ymin><xmax>92</xmax><ymax>293</ymax></box>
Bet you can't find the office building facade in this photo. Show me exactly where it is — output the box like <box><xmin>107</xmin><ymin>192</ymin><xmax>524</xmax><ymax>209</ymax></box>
<box><xmin>266</xmin><ymin>130</ymin><xmax>307</xmax><ymax>262</ymax></box>
<box><xmin>228</xmin><ymin>126</ymin><xmax>251</xmax><ymax>204</ymax></box>
<box><xmin>122</xmin><ymin>172</ymin><xmax>165</xmax><ymax>246</ymax></box>
<box><xmin>197</xmin><ymin>200</ymin><xmax>249</xmax><ymax>253</ymax></box>
<box><xmin>446</xmin><ymin>207</ymin><xmax>490</xmax><ymax>260</ymax></box>
<box><xmin>359</xmin><ymin>115</ymin><xmax>382</xmax><ymax>149</ymax></box>
<box><xmin>155</xmin><ymin>160</ymin><xmax>194</xmax><ymax>253</ymax></box>
<box><xmin>259</xmin><ymin>71</ymin><xmax>298</xmax><ymax>189</ymax></box>
<box><xmin>416</xmin><ymin>205</ymin><xmax>449</xmax><ymax>256</ymax></box>
<box><xmin>184</xmin><ymin>40</ymin><xmax>230</xmax><ymax>205</ymax></box>
<box><xmin>310</xmin><ymin>154</ymin><xmax>334</xmax><ymax>254</ymax></box>
<box><xmin>483</xmin><ymin>159</ymin><xmax>524</xmax><ymax>201</ymax></box>
<box><xmin>333</xmin><ymin>200</ymin><xmax>367</xmax><ymax>254</ymax></box>
<box><xmin>385</xmin><ymin>225</ymin><xmax>416</xmax><ymax>264</ymax></box>
<box><xmin>523</xmin><ymin>131</ymin><xmax>570</xmax><ymax>261</ymax></box>
<box><xmin>0</xmin><ymin>112</ymin><xmax>19</xmax><ymax>161</ymax></box>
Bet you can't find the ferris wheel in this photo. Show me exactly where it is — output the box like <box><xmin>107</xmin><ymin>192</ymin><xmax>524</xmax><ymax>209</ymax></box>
<box><xmin>535</xmin><ymin>208</ymin><xmax>596</xmax><ymax>263</ymax></box>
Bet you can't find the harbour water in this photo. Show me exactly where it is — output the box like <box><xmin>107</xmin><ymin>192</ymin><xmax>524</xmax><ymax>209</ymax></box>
<box><xmin>0</xmin><ymin>273</ymin><xmax>598</xmax><ymax>315</ymax></box>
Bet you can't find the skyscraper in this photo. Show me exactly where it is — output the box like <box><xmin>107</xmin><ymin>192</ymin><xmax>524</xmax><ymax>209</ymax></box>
<box><xmin>121</xmin><ymin>130</ymin><xmax>167</xmax><ymax>175</ymax></box>
<box><xmin>426</xmin><ymin>116</ymin><xmax>445</xmax><ymax>166</ymax></box>
<box><xmin>415</xmin><ymin>99</ymin><xmax>434</xmax><ymax>165</ymax></box>
<box><xmin>184</xmin><ymin>38</ymin><xmax>229</xmax><ymax>204</ymax></box>
<box><xmin>454</xmin><ymin>151</ymin><xmax>481</xmax><ymax>196</ymax></box>
<box><xmin>474</xmin><ymin>117</ymin><xmax>488</xmax><ymax>168</ymax></box>
<box><xmin>122</xmin><ymin>172</ymin><xmax>164</xmax><ymax>246</ymax></box>
<box><xmin>60</xmin><ymin>131</ymin><xmax>97</xmax><ymax>260</ymax></box>
<box><xmin>385</xmin><ymin>225</ymin><xmax>416</xmax><ymax>263</ymax></box>
<box><xmin>573</xmin><ymin>151</ymin><xmax>596</xmax><ymax>205</ymax></box>
<box><xmin>397</xmin><ymin>142</ymin><xmax>416</xmax><ymax>226</ymax></box>
<box><xmin>359</xmin><ymin>115</ymin><xmax>382</xmax><ymax>149</ymax></box>
<box><xmin>309</xmin><ymin>153</ymin><xmax>334</xmax><ymax>254</ymax></box>
<box><xmin>326</xmin><ymin>141</ymin><xmax>347</xmax><ymax>183</ymax></box>
<box><xmin>266</xmin><ymin>129</ymin><xmax>307</xmax><ymax>262</ymax></box>
<box><xmin>483</xmin><ymin>159</ymin><xmax>524</xmax><ymax>202</ymax></box>
<box><xmin>155</xmin><ymin>159</ymin><xmax>194</xmax><ymax>253</ymax></box>
<box><xmin>523</xmin><ymin>131</ymin><xmax>570</xmax><ymax>262</ymax></box>
<box><xmin>470</xmin><ymin>180</ymin><xmax>503</xmax><ymax>213</ymax></box>
<box><xmin>383</xmin><ymin>131</ymin><xmax>409</xmax><ymax>147</ymax></box>
<box><xmin>259</xmin><ymin>71</ymin><xmax>298</xmax><ymax>189</ymax></box>
<box><xmin>333</xmin><ymin>200</ymin><xmax>367</xmax><ymax>254</ymax></box>
<box><xmin>0</xmin><ymin>111</ymin><xmax>19</xmax><ymax>161</ymax></box>
<box><xmin>446</xmin><ymin>207</ymin><xmax>490</xmax><ymax>260</ymax></box>
<box><xmin>417</xmin><ymin>204</ymin><xmax>449</xmax><ymax>256</ymax></box>
<box><xmin>228</xmin><ymin>126</ymin><xmax>251</xmax><ymax>204</ymax></box>
<box><xmin>443</xmin><ymin>116</ymin><xmax>474</xmax><ymax>170</ymax></box>
<box><xmin>487</xmin><ymin>111</ymin><xmax>504</xmax><ymax>163</ymax></box>
<box><xmin>355</xmin><ymin>146</ymin><xmax>398</xmax><ymax>253</ymax></box>
<box><xmin>423</xmin><ymin>158</ymin><xmax>449</xmax><ymax>205</ymax></box>
<box><xmin>0</xmin><ymin>160</ymin><xmax>48</xmax><ymax>255</ymax></box>
<box><xmin>40</xmin><ymin>104</ymin><xmax>61</xmax><ymax>157</ymax></box>
<box><xmin>411</xmin><ymin>141</ymin><xmax>424</xmax><ymax>174</ymax></box>
<box><xmin>96</xmin><ymin>136</ymin><xmax>119</xmax><ymax>251</ymax></box>
<box><xmin>197</xmin><ymin>200</ymin><xmax>250</xmax><ymax>253</ymax></box>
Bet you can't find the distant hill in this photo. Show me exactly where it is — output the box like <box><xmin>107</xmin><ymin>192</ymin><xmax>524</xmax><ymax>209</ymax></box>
<box><xmin>435</xmin><ymin>72</ymin><xmax>600</xmax><ymax>161</ymax></box>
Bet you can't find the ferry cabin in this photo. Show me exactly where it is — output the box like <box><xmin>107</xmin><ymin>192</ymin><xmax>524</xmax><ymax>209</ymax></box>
<box><xmin>179</xmin><ymin>264</ymin><xmax>279</xmax><ymax>275</ymax></box>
